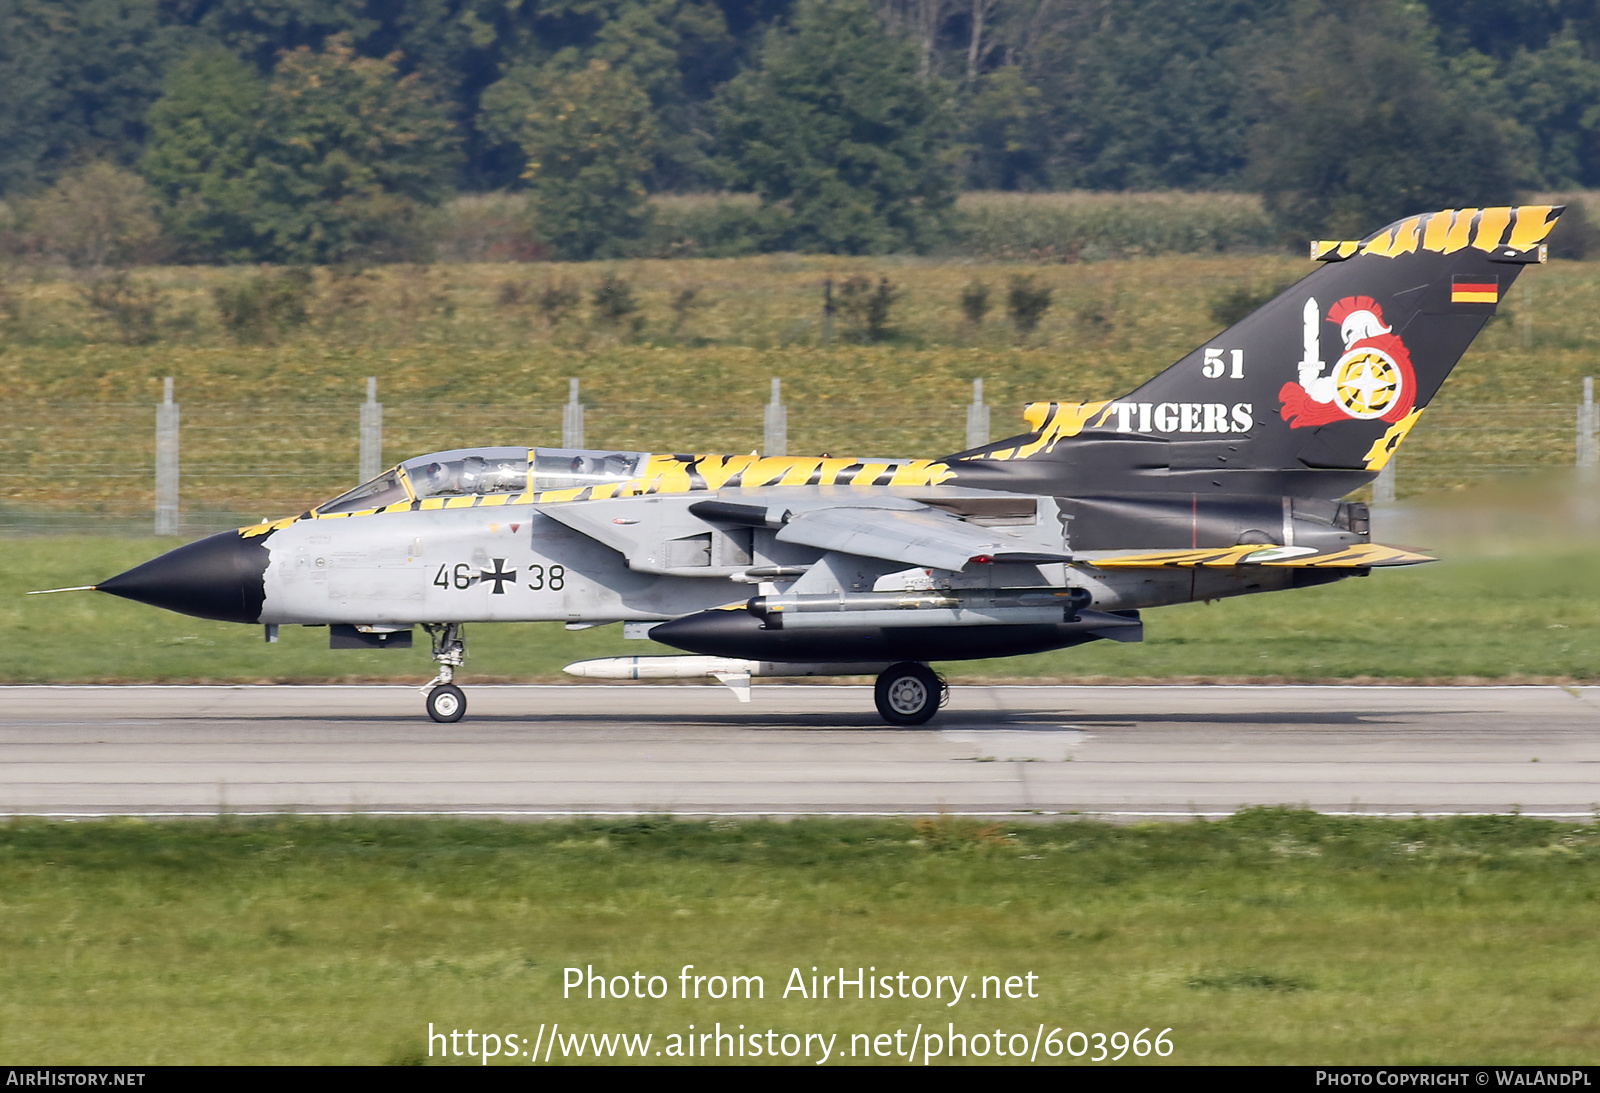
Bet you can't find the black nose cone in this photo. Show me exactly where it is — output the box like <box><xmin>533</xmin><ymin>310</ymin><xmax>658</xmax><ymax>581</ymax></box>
<box><xmin>98</xmin><ymin>531</ymin><xmax>269</xmax><ymax>623</ymax></box>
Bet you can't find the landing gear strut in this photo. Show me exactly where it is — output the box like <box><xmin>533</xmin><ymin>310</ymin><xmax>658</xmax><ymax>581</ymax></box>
<box><xmin>421</xmin><ymin>623</ymin><xmax>467</xmax><ymax>723</ymax></box>
<box><xmin>874</xmin><ymin>662</ymin><xmax>946</xmax><ymax>726</ymax></box>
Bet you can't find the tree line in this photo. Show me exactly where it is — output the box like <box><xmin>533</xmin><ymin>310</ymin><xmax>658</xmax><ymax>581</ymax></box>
<box><xmin>3</xmin><ymin>0</ymin><xmax>1599</xmax><ymax>262</ymax></box>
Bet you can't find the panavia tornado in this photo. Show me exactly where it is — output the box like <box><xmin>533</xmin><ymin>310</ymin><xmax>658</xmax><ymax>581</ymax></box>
<box><xmin>69</xmin><ymin>206</ymin><xmax>1561</xmax><ymax>724</ymax></box>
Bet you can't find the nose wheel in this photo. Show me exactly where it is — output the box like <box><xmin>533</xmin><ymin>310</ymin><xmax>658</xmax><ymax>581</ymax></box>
<box><xmin>874</xmin><ymin>662</ymin><xmax>945</xmax><ymax>726</ymax></box>
<box><xmin>421</xmin><ymin>623</ymin><xmax>468</xmax><ymax>723</ymax></box>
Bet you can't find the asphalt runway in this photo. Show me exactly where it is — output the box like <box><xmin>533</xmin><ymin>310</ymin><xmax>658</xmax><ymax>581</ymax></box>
<box><xmin>2</xmin><ymin>684</ymin><xmax>1597</xmax><ymax>819</ymax></box>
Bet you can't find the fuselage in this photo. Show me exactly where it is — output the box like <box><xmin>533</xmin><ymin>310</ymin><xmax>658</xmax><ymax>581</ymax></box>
<box><xmin>237</xmin><ymin>445</ymin><xmax>1345</xmax><ymax>629</ymax></box>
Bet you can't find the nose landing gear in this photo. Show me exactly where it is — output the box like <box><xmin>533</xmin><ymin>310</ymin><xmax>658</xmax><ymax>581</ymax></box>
<box><xmin>421</xmin><ymin>623</ymin><xmax>467</xmax><ymax>723</ymax></box>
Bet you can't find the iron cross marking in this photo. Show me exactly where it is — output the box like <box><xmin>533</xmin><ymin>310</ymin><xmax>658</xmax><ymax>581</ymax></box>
<box><xmin>479</xmin><ymin>558</ymin><xmax>517</xmax><ymax>594</ymax></box>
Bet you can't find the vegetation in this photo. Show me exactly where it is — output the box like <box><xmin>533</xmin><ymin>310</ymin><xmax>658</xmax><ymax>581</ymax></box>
<box><xmin>498</xmin><ymin>60</ymin><xmax>659</xmax><ymax>261</ymax></box>
<box><xmin>211</xmin><ymin>267</ymin><xmax>315</xmax><ymax>344</ymax></box>
<box><xmin>1005</xmin><ymin>273</ymin><xmax>1052</xmax><ymax>335</ymax></box>
<box><xmin>0</xmin><ymin>240</ymin><xmax>1594</xmax><ymax>525</ymax></box>
<box><xmin>713</xmin><ymin>0</ymin><xmax>956</xmax><ymax>254</ymax></box>
<box><xmin>140</xmin><ymin>39</ymin><xmax>460</xmax><ymax>263</ymax></box>
<box><xmin>14</xmin><ymin>0</ymin><xmax>1600</xmax><ymax>258</ymax></box>
<box><xmin>833</xmin><ymin>274</ymin><xmax>897</xmax><ymax>342</ymax></box>
<box><xmin>2</xmin><ymin>812</ymin><xmax>1598</xmax><ymax>1064</ymax></box>
<box><xmin>1253</xmin><ymin>2</ymin><xmax>1519</xmax><ymax>241</ymax></box>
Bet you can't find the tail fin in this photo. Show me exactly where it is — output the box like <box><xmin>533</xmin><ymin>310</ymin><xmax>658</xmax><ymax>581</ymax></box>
<box><xmin>948</xmin><ymin>206</ymin><xmax>1562</xmax><ymax>499</ymax></box>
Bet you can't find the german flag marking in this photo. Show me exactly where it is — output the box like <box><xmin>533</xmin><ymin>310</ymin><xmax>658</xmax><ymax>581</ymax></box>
<box><xmin>1452</xmin><ymin>278</ymin><xmax>1498</xmax><ymax>304</ymax></box>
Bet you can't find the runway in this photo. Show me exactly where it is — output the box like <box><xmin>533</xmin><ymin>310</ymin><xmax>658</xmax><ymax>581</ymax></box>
<box><xmin>2</xmin><ymin>684</ymin><xmax>1597</xmax><ymax>819</ymax></box>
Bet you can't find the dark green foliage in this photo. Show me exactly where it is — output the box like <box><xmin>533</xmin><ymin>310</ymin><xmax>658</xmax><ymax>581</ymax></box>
<box><xmin>713</xmin><ymin>0</ymin><xmax>957</xmax><ymax>254</ymax></box>
<box><xmin>961</xmin><ymin>68</ymin><xmax>1052</xmax><ymax>191</ymax></box>
<box><xmin>19</xmin><ymin>0</ymin><xmax>1600</xmax><ymax>260</ymax></box>
<box><xmin>495</xmin><ymin>279</ymin><xmax>526</xmax><ymax>309</ymax></box>
<box><xmin>835</xmin><ymin>274</ymin><xmax>897</xmax><ymax>341</ymax></box>
<box><xmin>139</xmin><ymin>49</ymin><xmax>266</xmax><ymax>262</ymax></box>
<box><xmin>1500</xmin><ymin>33</ymin><xmax>1600</xmax><ymax>190</ymax></box>
<box><xmin>1006</xmin><ymin>273</ymin><xmax>1052</xmax><ymax>334</ymax></box>
<box><xmin>960</xmin><ymin>279</ymin><xmax>991</xmax><ymax>326</ymax></box>
<box><xmin>1019</xmin><ymin>0</ymin><xmax>1294</xmax><ymax>191</ymax></box>
<box><xmin>211</xmin><ymin>267</ymin><xmax>314</xmax><ymax>344</ymax></box>
<box><xmin>669</xmin><ymin>286</ymin><xmax>707</xmax><ymax>334</ymax></box>
<box><xmin>536</xmin><ymin>281</ymin><xmax>581</xmax><ymax>327</ymax></box>
<box><xmin>249</xmin><ymin>38</ymin><xmax>459</xmax><ymax>263</ymax></box>
<box><xmin>590</xmin><ymin>272</ymin><xmax>641</xmax><ymax>330</ymax></box>
<box><xmin>78</xmin><ymin>272</ymin><xmax>164</xmax><ymax>344</ymax></box>
<box><xmin>141</xmin><ymin>37</ymin><xmax>459</xmax><ymax>263</ymax></box>
<box><xmin>1208</xmin><ymin>280</ymin><xmax>1295</xmax><ymax>330</ymax></box>
<box><xmin>1422</xmin><ymin>0</ymin><xmax>1566</xmax><ymax>61</ymax></box>
<box><xmin>0</xmin><ymin>0</ymin><xmax>197</xmax><ymax>195</ymax></box>
<box><xmin>505</xmin><ymin>60</ymin><xmax>659</xmax><ymax>261</ymax></box>
<box><xmin>1253</xmin><ymin>3</ymin><xmax>1521</xmax><ymax>240</ymax></box>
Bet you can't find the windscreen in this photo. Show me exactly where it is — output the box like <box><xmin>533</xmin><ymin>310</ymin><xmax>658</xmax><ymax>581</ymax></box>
<box><xmin>316</xmin><ymin>469</ymin><xmax>411</xmax><ymax>514</ymax></box>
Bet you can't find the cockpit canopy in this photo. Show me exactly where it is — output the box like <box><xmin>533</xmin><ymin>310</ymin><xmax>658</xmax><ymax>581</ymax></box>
<box><xmin>404</xmin><ymin>447</ymin><xmax>530</xmax><ymax>499</ymax></box>
<box><xmin>313</xmin><ymin>446</ymin><xmax>648</xmax><ymax>515</ymax></box>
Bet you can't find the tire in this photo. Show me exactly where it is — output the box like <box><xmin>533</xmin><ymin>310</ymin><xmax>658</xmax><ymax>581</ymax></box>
<box><xmin>874</xmin><ymin>662</ymin><xmax>942</xmax><ymax>726</ymax></box>
<box><xmin>426</xmin><ymin>683</ymin><xmax>466</xmax><ymax>723</ymax></box>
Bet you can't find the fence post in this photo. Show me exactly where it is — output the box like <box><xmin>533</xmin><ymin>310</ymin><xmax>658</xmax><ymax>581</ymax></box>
<box><xmin>821</xmin><ymin>279</ymin><xmax>835</xmax><ymax>344</ymax></box>
<box><xmin>966</xmin><ymin>378</ymin><xmax>990</xmax><ymax>450</ymax></box>
<box><xmin>563</xmin><ymin>377</ymin><xmax>584</xmax><ymax>449</ymax></box>
<box><xmin>1372</xmin><ymin>456</ymin><xmax>1396</xmax><ymax>505</ymax></box>
<box><xmin>1580</xmin><ymin>376</ymin><xmax>1597</xmax><ymax>477</ymax></box>
<box><xmin>359</xmin><ymin>376</ymin><xmax>382</xmax><ymax>482</ymax></box>
<box><xmin>155</xmin><ymin>377</ymin><xmax>179</xmax><ymax>535</ymax></box>
<box><xmin>764</xmin><ymin>377</ymin><xmax>787</xmax><ymax>457</ymax></box>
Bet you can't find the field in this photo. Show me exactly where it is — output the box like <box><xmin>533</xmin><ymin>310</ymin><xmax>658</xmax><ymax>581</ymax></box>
<box><xmin>0</xmin><ymin>235</ymin><xmax>1595</xmax><ymax>530</ymax></box>
<box><xmin>1</xmin><ymin>812</ymin><xmax>1596</xmax><ymax>1065</ymax></box>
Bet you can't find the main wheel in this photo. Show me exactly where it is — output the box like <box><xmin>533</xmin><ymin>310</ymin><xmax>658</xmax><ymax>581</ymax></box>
<box><xmin>426</xmin><ymin>683</ymin><xmax>466</xmax><ymax>723</ymax></box>
<box><xmin>874</xmin><ymin>662</ymin><xmax>943</xmax><ymax>726</ymax></box>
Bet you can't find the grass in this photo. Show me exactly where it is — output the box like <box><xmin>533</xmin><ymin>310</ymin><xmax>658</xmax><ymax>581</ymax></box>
<box><xmin>0</xmin><ymin>247</ymin><xmax>1594</xmax><ymax>525</ymax></box>
<box><xmin>3</xmin><ymin>533</ymin><xmax>1595</xmax><ymax>683</ymax></box>
<box><xmin>1</xmin><ymin>812</ymin><xmax>1597</xmax><ymax>1064</ymax></box>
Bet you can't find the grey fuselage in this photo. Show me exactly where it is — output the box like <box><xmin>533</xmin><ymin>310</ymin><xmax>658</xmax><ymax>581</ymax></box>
<box><xmin>256</xmin><ymin>491</ymin><xmax>1317</xmax><ymax>628</ymax></box>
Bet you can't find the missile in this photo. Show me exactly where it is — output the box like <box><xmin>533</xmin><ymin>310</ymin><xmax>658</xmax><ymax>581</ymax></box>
<box><xmin>562</xmin><ymin>655</ymin><xmax>890</xmax><ymax>702</ymax></box>
<box><xmin>562</xmin><ymin>656</ymin><xmax>887</xmax><ymax>680</ymax></box>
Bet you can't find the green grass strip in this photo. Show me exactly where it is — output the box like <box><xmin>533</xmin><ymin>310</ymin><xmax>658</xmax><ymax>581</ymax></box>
<box><xmin>2</xmin><ymin>812</ymin><xmax>1598</xmax><ymax>1064</ymax></box>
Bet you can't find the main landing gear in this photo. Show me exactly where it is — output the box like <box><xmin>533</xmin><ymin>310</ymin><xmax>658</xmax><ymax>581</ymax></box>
<box><xmin>874</xmin><ymin>662</ymin><xmax>947</xmax><ymax>726</ymax></box>
<box><xmin>421</xmin><ymin>623</ymin><xmax>467</xmax><ymax>723</ymax></box>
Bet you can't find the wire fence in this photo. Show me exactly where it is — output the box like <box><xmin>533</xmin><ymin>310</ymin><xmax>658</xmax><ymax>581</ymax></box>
<box><xmin>0</xmin><ymin>392</ymin><xmax>1591</xmax><ymax>536</ymax></box>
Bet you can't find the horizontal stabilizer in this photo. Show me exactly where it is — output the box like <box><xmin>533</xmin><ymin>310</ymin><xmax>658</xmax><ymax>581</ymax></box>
<box><xmin>1088</xmin><ymin>543</ymin><xmax>1434</xmax><ymax>569</ymax></box>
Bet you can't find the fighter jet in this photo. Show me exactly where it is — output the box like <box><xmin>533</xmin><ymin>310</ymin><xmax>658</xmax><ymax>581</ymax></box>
<box><xmin>73</xmin><ymin>206</ymin><xmax>1561</xmax><ymax>724</ymax></box>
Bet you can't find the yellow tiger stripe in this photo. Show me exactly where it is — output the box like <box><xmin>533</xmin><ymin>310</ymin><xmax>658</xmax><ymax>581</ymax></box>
<box><xmin>1389</xmin><ymin>215</ymin><xmax>1422</xmax><ymax>255</ymax></box>
<box><xmin>1472</xmin><ymin>207</ymin><xmax>1513</xmax><ymax>252</ymax></box>
<box><xmin>1508</xmin><ymin>205</ymin><xmax>1559</xmax><ymax>250</ymax></box>
<box><xmin>1091</xmin><ymin>543</ymin><xmax>1434</xmax><ymax>569</ymax></box>
<box><xmin>1440</xmin><ymin>209</ymin><xmax>1478</xmax><ymax>253</ymax></box>
<box><xmin>1362</xmin><ymin>408</ymin><xmax>1424</xmax><ymax>471</ymax></box>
